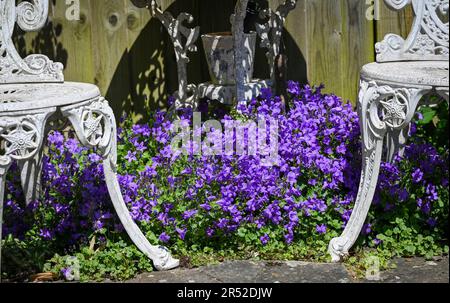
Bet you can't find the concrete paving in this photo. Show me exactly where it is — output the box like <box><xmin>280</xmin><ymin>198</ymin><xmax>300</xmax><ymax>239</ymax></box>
<box><xmin>126</xmin><ymin>256</ymin><xmax>449</xmax><ymax>283</ymax></box>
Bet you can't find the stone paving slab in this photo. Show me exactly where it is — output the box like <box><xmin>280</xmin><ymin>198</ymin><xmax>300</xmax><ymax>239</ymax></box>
<box><xmin>379</xmin><ymin>256</ymin><xmax>448</xmax><ymax>283</ymax></box>
<box><xmin>128</xmin><ymin>260</ymin><xmax>351</xmax><ymax>283</ymax></box>
<box><xmin>127</xmin><ymin>256</ymin><xmax>448</xmax><ymax>283</ymax></box>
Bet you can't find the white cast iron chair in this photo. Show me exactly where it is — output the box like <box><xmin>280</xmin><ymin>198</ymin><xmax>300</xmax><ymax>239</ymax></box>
<box><xmin>0</xmin><ymin>0</ymin><xmax>179</xmax><ymax>276</ymax></box>
<box><xmin>328</xmin><ymin>0</ymin><xmax>449</xmax><ymax>261</ymax></box>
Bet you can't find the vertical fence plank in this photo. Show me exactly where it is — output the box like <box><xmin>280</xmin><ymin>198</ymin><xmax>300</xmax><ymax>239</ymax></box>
<box><xmin>304</xmin><ymin>0</ymin><xmax>343</xmax><ymax>96</ymax></box>
<box><xmin>51</xmin><ymin>0</ymin><xmax>95</xmax><ymax>84</ymax></box>
<box><xmin>339</xmin><ymin>0</ymin><xmax>375</xmax><ymax>103</ymax></box>
<box><xmin>125</xmin><ymin>0</ymin><xmax>167</xmax><ymax>120</ymax></box>
<box><xmin>89</xmin><ymin>0</ymin><xmax>132</xmax><ymax>116</ymax></box>
<box><xmin>376</xmin><ymin>0</ymin><xmax>414</xmax><ymax>42</ymax></box>
<box><xmin>283</xmin><ymin>0</ymin><xmax>309</xmax><ymax>85</ymax></box>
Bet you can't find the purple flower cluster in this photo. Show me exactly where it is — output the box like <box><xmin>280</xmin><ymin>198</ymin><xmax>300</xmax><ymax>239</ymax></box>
<box><xmin>3</xmin><ymin>132</ymin><xmax>115</xmax><ymax>247</ymax></box>
<box><xmin>2</xmin><ymin>82</ymin><xmax>448</xmax><ymax>255</ymax></box>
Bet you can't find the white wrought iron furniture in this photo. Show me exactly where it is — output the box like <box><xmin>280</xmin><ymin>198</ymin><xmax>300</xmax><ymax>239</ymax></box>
<box><xmin>0</xmin><ymin>0</ymin><xmax>179</xmax><ymax>276</ymax></box>
<box><xmin>131</xmin><ymin>0</ymin><xmax>297</xmax><ymax>109</ymax></box>
<box><xmin>328</xmin><ymin>0</ymin><xmax>449</xmax><ymax>261</ymax></box>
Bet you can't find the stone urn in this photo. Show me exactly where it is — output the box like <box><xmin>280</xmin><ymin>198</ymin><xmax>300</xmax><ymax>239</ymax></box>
<box><xmin>201</xmin><ymin>31</ymin><xmax>257</xmax><ymax>86</ymax></box>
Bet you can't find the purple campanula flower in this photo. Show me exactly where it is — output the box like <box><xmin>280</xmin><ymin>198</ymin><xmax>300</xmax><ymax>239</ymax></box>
<box><xmin>316</xmin><ymin>224</ymin><xmax>327</xmax><ymax>234</ymax></box>
<box><xmin>362</xmin><ymin>223</ymin><xmax>372</xmax><ymax>235</ymax></box>
<box><xmin>412</xmin><ymin>168</ymin><xmax>423</xmax><ymax>183</ymax></box>
<box><xmin>426</xmin><ymin>184</ymin><xmax>438</xmax><ymax>201</ymax></box>
<box><xmin>287</xmin><ymin>80</ymin><xmax>300</xmax><ymax>95</ymax></box>
<box><xmin>427</xmin><ymin>218</ymin><xmax>437</xmax><ymax>227</ymax></box>
<box><xmin>39</xmin><ymin>228</ymin><xmax>53</xmax><ymax>240</ymax></box>
<box><xmin>48</xmin><ymin>131</ymin><xmax>64</xmax><ymax>146</ymax></box>
<box><xmin>182</xmin><ymin>209</ymin><xmax>198</xmax><ymax>220</ymax></box>
<box><xmin>88</xmin><ymin>153</ymin><xmax>102</xmax><ymax>163</ymax></box>
<box><xmin>144</xmin><ymin>165</ymin><xmax>157</xmax><ymax>177</ymax></box>
<box><xmin>167</xmin><ymin>176</ymin><xmax>176</xmax><ymax>188</ymax></box>
<box><xmin>206</xmin><ymin>227</ymin><xmax>215</xmax><ymax>237</ymax></box>
<box><xmin>125</xmin><ymin>151</ymin><xmax>137</xmax><ymax>162</ymax></box>
<box><xmin>260</xmin><ymin>234</ymin><xmax>270</xmax><ymax>245</ymax></box>
<box><xmin>176</xmin><ymin>228</ymin><xmax>187</xmax><ymax>240</ymax></box>
<box><xmin>288</xmin><ymin>211</ymin><xmax>299</xmax><ymax>224</ymax></box>
<box><xmin>284</xmin><ymin>232</ymin><xmax>294</xmax><ymax>244</ymax></box>
<box><xmin>159</xmin><ymin>232</ymin><xmax>170</xmax><ymax>243</ymax></box>
<box><xmin>287</xmin><ymin>171</ymin><xmax>298</xmax><ymax>186</ymax></box>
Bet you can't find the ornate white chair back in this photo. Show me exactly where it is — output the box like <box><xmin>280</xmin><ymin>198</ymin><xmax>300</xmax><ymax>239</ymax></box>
<box><xmin>376</xmin><ymin>0</ymin><xmax>449</xmax><ymax>62</ymax></box>
<box><xmin>0</xmin><ymin>0</ymin><xmax>63</xmax><ymax>84</ymax></box>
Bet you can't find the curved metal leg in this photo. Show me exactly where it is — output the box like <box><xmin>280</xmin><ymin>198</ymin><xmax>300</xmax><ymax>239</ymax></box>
<box><xmin>19</xmin><ymin>149</ymin><xmax>44</xmax><ymax>205</ymax></box>
<box><xmin>61</xmin><ymin>98</ymin><xmax>179</xmax><ymax>271</ymax></box>
<box><xmin>328</xmin><ymin>80</ymin><xmax>428</xmax><ymax>261</ymax></box>
<box><xmin>0</xmin><ymin>157</ymin><xmax>12</xmax><ymax>282</ymax></box>
<box><xmin>436</xmin><ymin>88</ymin><xmax>449</xmax><ymax>103</ymax></box>
<box><xmin>0</xmin><ymin>110</ymin><xmax>55</xmax><ymax>280</ymax></box>
<box><xmin>385</xmin><ymin>127</ymin><xmax>408</xmax><ymax>162</ymax></box>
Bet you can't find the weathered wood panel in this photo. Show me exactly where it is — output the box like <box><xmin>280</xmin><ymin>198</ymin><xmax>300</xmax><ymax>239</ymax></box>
<box><xmin>13</xmin><ymin>0</ymin><xmax>413</xmax><ymax>119</ymax></box>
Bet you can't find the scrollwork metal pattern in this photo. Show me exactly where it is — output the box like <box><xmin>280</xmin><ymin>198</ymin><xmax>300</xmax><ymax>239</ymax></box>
<box><xmin>61</xmin><ymin>97</ymin><xmax>115</xmax><ymax>161</ymax></box>
<box><xmin>328</xmin><ymin>80</ymin><xmax>430</xmax><ymax>261</ymax></box>
<box><xmin>0</xmin><ymin>113</ymin><xmax>51</xmax><ymax>161</ymax></box>
<box><xmin>376</xmin><ymin>0</ymin><xmax>449</xmax><ymax>62</ymax></box>
<box><xmin>0</xmin><ymin>0</ymin><xmax>63</xmax><ymax>84</ymax></box>
<box><xmin>255</xmin><ymin>0</ymin><xmax>297</xmax><ymax>86</ymax></box>
<box><xmin>231</xmin><ymin>0</ymin><xmax>250</xmax><ymax>106</ymax></box>
<box><xmin>150</xmin><ymin>0</ymin><xmax>199</xmax><ymax>111</ymax></box>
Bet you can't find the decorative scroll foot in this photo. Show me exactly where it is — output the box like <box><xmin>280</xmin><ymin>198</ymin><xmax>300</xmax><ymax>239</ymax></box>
<box><xmin>61</xmin><ymin>97</ymin><xmax>179</xmax><ymax>271</ymax></box>
<box><xmin>328</xmin><ymin>80</ymin><xmax>429</xmax><ymax>261</ymax></box>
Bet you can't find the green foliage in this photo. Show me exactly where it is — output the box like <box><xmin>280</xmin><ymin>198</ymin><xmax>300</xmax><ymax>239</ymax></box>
<box><xmin>43</xmin><ymin>239</ymin><xmax>153</xmax><ymax>282</ymax></box>
<box><xmin>2</xmin><ymin>95</ymin><xmax>448</xmax><ymax>282</ymax></box>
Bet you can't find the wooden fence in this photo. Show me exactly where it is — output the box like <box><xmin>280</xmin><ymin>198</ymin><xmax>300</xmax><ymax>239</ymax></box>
<box><xmin>15</xmin><ymin>0</ymin><xmax>413</xmax><ymax>121</ymax></box>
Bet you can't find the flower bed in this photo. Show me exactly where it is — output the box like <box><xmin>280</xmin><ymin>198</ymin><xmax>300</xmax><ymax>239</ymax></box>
<box><xmin>2</xmin><ymin>83</ymin><xmax>448</xmax><ymax>281</ymax></box>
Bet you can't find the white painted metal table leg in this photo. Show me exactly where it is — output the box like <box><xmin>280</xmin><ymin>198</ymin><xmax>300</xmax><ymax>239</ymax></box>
<box><xmin>62</xmin><ymin>97</ymin><xmax>179</xmax><ymax>271</ymax></box>
<box><xmin>328</xmin><ymin>80</ymin><xmax>429</xmax><ymax>261</ymax></box>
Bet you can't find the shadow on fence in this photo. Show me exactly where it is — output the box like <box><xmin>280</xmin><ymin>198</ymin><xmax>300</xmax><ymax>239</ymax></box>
<box><xmin>12</xmin><ymin>0</ymin><xmax>307</xmax><ymax>123</ymax></box>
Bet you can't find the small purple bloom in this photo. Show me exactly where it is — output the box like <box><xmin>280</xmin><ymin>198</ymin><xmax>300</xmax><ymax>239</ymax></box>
<box><xmin>411</xmin><ymin>168</ymin><xmax>423</xmax><ymax>183</ymax></box>
<box><xmin>362</xmin><ymin>223</ymin><xmax>372</xmax><ymax>235</ymax></box>
<box><xmin>182</xmin><ymin>209</ymin><xmax>198</xmax><ymax>220</ymax></box>
<box><xmin>159</xmin><ymin>232</ymin><xmax>170</xmax><ymax>243</ymax></box>
<box><xmin>39</xmin><ymin>228</ymin><xmax>53</xmax><ymax>240</ymax></box>
<box><xmin>126</xmin><ymin>151</ymin><xmax>137</xmax><ymax>162</ymax></box>
<box><xmin>427</xmin><ymin>218</ymin><xmax>437</xmax><ymax>227</ymax></box>
<box><xmin>260</xmin><ymin>234</ymin><xmax>270</xmax><ymax>245</ymax></box>
<box><xmin>176</xmin><ymin>228</ymin><xmax>187</xmax><ymax>240</ymax></box>
<box><xmin>316</xmin><ymin>224</ymin><xmax>327</xmax><ymax>234</ymax></box>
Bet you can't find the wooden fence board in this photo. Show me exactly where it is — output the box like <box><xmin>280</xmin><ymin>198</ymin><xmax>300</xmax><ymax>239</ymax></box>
<box><xmin>12</xmin><ymin>0</ymin><xmax>413</xmax><ymax>118</ymax></box>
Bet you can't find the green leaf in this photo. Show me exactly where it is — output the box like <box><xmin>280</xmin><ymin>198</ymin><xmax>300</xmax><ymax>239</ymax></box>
<box><xmin>417</xmin><ymin>107</ymin><xmax>436</xmax><ymax>125</ymax></box>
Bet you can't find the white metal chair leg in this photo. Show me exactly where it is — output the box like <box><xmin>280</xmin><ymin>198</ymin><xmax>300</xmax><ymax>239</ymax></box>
<box><xmin>19</xmin><ymin>149</ymin><xmax>44</xmax><ymax>205</ymax></box>
<box><xmin>328</xmin><ymin>80</ymin><xmax>429</xmax><ymax>261</ymax></box>
<box><xmin>385</xmin><ymin>127</ymin><xmax>409</xmax><ymax>163</ymax></box>
<box><xmin>61</xmin><ymin>97</ymin><xmax>179</xmax><ymax>271</ymax></box>
<box><xmin>0</xmin><ymin>157</ymin><xmax>12</xmax><ymax>282</ymax></box>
